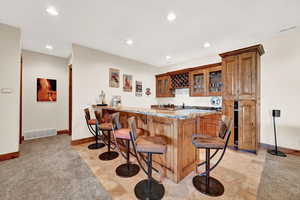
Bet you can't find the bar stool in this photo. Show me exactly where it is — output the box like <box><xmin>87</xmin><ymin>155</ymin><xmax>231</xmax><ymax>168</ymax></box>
<box><xmin>96</xmin><ymin>111</ymin><xmax>119</xmax><ymax>161</ymax></box>
<box><xmin>111</xmin><ymin>112</ymin><xmax>141</xmax><ymax>177</ymax></box>
<box><xmin>128</xmin><ymin>116</ymin><xmax>167</xmax><ymax>200</ymax></box>
<box><xmin>84</xmin><ymin>108</ymin><xmax>105</xmax><ymax>150</ymax></box>
<box><xmin>192</xmin><ymin>115</ymin><xmax>232</xmax><ymax>197</ymax></box>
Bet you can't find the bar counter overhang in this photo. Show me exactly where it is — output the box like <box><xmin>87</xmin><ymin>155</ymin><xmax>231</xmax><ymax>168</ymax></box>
<box><xmin>93</xmin><ymin>105</ymin><xmax>220</xmax><ymax>183</ymax></box>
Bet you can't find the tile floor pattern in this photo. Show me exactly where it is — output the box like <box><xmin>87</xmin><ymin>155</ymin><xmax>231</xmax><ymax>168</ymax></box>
<box><xmin>73</xmin><ymin>142</ymin><xmax>266</xmax><ymax>200</ymax></box>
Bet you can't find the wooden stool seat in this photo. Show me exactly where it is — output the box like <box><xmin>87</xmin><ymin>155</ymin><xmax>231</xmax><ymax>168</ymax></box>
<box><xmin>99</xmin><ymin>122</ymin><xmax>113</xmax><ymax>131</ymax></box>
<box><xmin>114</xmin><ymin>128</ymin><xmax>141</xmax><ymax>140</ymax></box>
<box><xmin>136</xmin><ymin>136</ymin><xmax>167</xmax><ymax>154</ymax></box>
<box><xmin>87</xmin><ymin>119</ymin><xmax>97</xmax><ymax>125</ymax></box>
<box><xmin>192</xmin><ymin>135</ymin><xmax>225</xmax><ymax>149</ymax></box>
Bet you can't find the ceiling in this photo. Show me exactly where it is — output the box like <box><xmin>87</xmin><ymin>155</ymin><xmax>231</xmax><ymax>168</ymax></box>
<box><xmin>1</xmin><ymin>0</ymin><xmax>300</xmax><ymax>67</ymax></box>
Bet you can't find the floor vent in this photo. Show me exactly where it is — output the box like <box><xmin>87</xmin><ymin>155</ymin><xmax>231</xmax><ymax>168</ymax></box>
<box><xmin>24</xmin><ymin>129</ymin><xmax>57</xmax><ymax>140</ymax></box>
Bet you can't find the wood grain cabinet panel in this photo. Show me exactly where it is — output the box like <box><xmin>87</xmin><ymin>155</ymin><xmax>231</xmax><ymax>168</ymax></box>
<box><xmin>222</xmin><ymin>55</ymin><xmax>238</xmax><ymax>100</ymax></box>
<box><xmin>238</xmin><ymin>100</ymin><xmax>256</xmax><ymax>151</ymax></box>
<box><xmin>238</xmin><ymin>52</ymin><xmax>257</xmax><ymax>100</ymax></box>
<box><xmin>222</xmin><ymin>100</ymin><xmax>235</xmax><ymax>146</ymax></box>
<box><xmin>156</xmin><ymin>75</ymin><xmax>174</xmax><ymax>97</ymax></box>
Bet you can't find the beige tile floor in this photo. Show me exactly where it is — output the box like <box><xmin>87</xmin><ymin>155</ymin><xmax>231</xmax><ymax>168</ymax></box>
<box><xmin>73</xmin><ymin>142</ymin><xmax>266</xmax><ymax>200</ymax></box>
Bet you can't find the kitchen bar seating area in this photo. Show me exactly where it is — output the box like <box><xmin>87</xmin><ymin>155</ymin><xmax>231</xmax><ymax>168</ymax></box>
<box><xmin>1</xmin><ymin>2</ymin><xmax>300</xmax><ymax>200</ymax></box>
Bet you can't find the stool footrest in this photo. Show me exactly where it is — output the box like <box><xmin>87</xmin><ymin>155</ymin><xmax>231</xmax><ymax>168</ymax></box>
<box><xmin>88</xmin><ymin>143</ymin><xmax>105</xmax><ymax>150</ymax></box>
<box><xmin>116</xmin><ymin>163</ymin><xmax>140</xmax><ymax>177</ymax></box>
<box><xmin>134</xmin><ymin>179</ymin><xmax>165</xmax><ymax>200</ymax></box>
<box><xmin>193</xmin><ymin>175</ymin><xmax>224</xmax><ymax>197</ymax></box>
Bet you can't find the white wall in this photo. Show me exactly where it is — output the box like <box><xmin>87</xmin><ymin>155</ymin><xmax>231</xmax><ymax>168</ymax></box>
<box><xmin>22</xmin><ymin>50</ymin><xmax>68</xmax><ymax>137</ymax></box>
<box><xmin>157</xmin><ymin>55</ymin><xmax>222</xmax><ymax>107</ymax></box>
<box><xmin>0</xmin><ymin>23</ymin><xmax>21</xmax><ymax>154</ymax></box>
<box><xmin>261</xmin><ymin>29</ymin><xmax>300</xmax><ymax>150</ymax></box>
<box><xmin>72</xmin><ymin>44</ymin><xmax>157</xmax><ymax>140</ymax></box>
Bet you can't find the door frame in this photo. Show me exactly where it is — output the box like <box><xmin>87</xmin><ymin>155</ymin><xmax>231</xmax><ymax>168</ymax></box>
<box><xmin>68</xmin><ymin>64</ymin><xmax>72</xmax><ymax>135</ymax></box>
<box><xmin>19</xmin><ymin>56</ymin><xmax>23</xmax><ymax>144</ymax></box>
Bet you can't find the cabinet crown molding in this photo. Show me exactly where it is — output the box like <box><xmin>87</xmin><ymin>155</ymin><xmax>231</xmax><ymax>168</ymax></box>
<box><xmin>219</xmin><ymin>44</ymin><xmax>265</xmax><ymax>58</ymax></box>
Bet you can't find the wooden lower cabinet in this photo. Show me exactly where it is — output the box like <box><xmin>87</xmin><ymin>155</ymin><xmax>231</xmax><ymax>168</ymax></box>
<box><xmin>222</xmin><ymin>100</ymin><xmax>258</xmax><ymax>152</ymax></box>
<box><xmin>238</xmin><ymin>100</ymin><xmax>257</xmax><ymax>151</ymax></box>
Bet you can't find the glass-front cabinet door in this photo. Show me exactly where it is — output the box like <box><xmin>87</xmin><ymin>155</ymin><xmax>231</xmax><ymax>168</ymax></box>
<box><xmin>207</xmin><ymin>66</ymin><xmax>222</xmax><ymax>96</ymax></box>
<box><xmin>190</xmin><ymin>69</ymin><xmax>207</xmax><ymax>96</ymax></box>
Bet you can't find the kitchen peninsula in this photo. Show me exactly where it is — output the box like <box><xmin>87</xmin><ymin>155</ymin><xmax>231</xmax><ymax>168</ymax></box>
<box><xmin>94</xmin><ymin>105</ymin><xmax>220</xmax><ymax>183</ymax></box>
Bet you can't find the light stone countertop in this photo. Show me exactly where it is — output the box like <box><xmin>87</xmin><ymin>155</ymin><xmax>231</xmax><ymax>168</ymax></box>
<box><xmin>93</xmin><ymin>106</ymin><xmax>219</xmax><ymax>119</ymax></box>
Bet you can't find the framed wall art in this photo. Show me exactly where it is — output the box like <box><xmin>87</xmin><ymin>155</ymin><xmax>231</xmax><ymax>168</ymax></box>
<box><xmin>109</xmin><ymin>68</ymin><xmax>120</xmax><ymax>88</ymax></box>
<box><xmin>123</xmin><ymin>74</ymin><xmax>132</xmax><ymax>92</ymax></box>
<box><xmin>37</xmin><ymin>78</ymin><xmax>57</xmax><ymax>102</ymax></box>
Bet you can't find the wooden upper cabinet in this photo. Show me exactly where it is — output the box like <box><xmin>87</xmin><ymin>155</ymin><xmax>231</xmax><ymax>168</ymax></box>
<box><xmin>238</xmin><ymin>100</ymin><xmax>256</xmax><ymax>151</ymax></box>
<box><xmin>222</xmin><ymin>55</ymin><xmax>238</xmax><ymax>100</ymax></box>
<box><xmin>189</xmin><ymin>68</ymin><xmax>207</xmax><ymax>96</ymax></box>
<box><xmin>156</xmin><ymin>75</ymin><xmax>174</xmax><ymax>97</ymax></box>
<box><xmin>238</xmin><ymin>52</ymin><xmax>257</xmax><ymax>100</ymax></box>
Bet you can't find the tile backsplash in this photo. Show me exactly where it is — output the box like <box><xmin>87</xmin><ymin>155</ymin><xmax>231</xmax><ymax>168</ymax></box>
<box><xmin>156</xmin><ymin>88</ymin><xmax>222</xmax><ymax>107</ymax></box>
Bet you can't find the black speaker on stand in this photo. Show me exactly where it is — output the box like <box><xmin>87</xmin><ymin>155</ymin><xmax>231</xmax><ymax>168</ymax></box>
<box><xmin>267</xmin><ymin>110</ymin><xmax>287</xmax><ymax>157</ymax></box>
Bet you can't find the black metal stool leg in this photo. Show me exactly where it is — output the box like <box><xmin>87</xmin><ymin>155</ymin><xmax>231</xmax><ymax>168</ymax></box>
<box><xmin>88</xmin><ymin>123</ymin><xmax>105</xmax><ymax>150</ymax></box>
<box><xmin>134</xmin><ymin>152</ymin><xmax>165</xmax><ymax>200</ymax></box>
<box><xmin>193</xmin><ymin>148</ymin><xmax>224</xmax><ymax>197</ymax></box>
<box><xmin>99</xmin><ymin>130</ymin><xmax>119</xmax><ymax>160</ymax></box>
<box><xmin>116</xmin><ymin>140</ymin><xmax>140</xmax><ymax>177</ymax></box>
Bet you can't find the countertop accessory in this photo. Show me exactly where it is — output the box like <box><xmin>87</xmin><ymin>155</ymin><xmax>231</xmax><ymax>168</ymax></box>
<box><xmin>210</xmin><ymin>96</ymin><xmax>221</xmax><ymax>106</ymax></box>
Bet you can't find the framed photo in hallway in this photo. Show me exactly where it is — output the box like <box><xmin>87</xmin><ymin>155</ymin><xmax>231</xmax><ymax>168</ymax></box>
<box><xmin>37</xmin><ymin>78</ymin><xmax>57</xmax><ymax>102</ymax></box>
<box><xmin>123</xmin><ymin>74</ymin><xmax>132</xmax><ymax>92</ymax></box>
<box><xmin>109</xmin><ymin>68</ymin><xmax>120</xmax><ymax>88</ymax></box>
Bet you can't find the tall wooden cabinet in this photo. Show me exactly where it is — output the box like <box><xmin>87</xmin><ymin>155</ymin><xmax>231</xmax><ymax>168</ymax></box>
<box><xmin>220</xmin><ymin>45</ymin><xmax>264</xmax><ymax>153</ymax></box>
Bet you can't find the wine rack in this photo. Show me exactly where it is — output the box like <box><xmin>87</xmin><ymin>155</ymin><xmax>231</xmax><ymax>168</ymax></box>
<box><xmin>171</xmin><ymin>72</ymin><xmax>189</xmax><ymax>89</ymax></box>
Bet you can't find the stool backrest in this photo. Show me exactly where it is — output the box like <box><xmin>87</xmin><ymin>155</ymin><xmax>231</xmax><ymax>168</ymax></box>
<box><xmin>111</xmin><ymin>112</ymin><xmax>122</xmax><ymax>130</ymax></box>
<box><xmin>84</xmin><ymin>108</ymin><xmax>91</xmax><ymax>121</ymax></box>
<box><xmin>219</xmin><ymin>115</ymin><xmax>233</xmax><ymax>145</ymax></box>
<box><xmin>94</xmin><ymin>110</ymin><xmax>102</xmax><ymax>123</ymax></box>
<box><xmin>128</xmin><ymin>116</ymin><xmax>138</xmax><ymax>141</ymax></box>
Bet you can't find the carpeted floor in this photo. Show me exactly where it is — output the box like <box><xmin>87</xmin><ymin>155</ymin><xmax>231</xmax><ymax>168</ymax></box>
<box><xmin>0</xmin><ymin>135</ymin><xmax>111</xmax><ymax>200</ymax></box>
<box><xmin>257</xmin><ymin>153</ymin><xmax>300</xmax><ymax>200</ymax></box>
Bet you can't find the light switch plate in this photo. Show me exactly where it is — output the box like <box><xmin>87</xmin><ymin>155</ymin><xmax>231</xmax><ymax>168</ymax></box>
<box><xmin>0</xmin><ymin>88</ymin><xmax>13</xmax><ymax>94</ymax></box>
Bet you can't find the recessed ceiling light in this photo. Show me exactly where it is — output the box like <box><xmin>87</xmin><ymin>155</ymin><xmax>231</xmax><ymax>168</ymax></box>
<box><xmin>126</xmin><ymin>39</ymin><xmax>133</xmax><ymax>45</ymax></box>
<box><xmin>46</xmin><ymin>45</ymin><xmax>53</xmax><ymax>50</ymax></box>
<box><xmin>167</xmin><ymin>12</ymin><xmax>176</xmax><ymax>22</ymax></box>
<box><xmin>203</xmin><ymin>42</ymin><xmax>211</xmax><ymax>48</ymax></box>
<box><xmin>166</xmin><ymin>56</ymin><xmax>171</xmax><ymax>61</ymax></box>
<box><xmin>46</xmin><ymin>7</ymin><xmax>59</xmax><ymax>16</ymax></box>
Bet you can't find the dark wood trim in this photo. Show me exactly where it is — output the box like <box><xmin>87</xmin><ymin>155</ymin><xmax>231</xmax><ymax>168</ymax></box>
<box><xmin>155</xmin><ymin>62</ymin><xmax>222</xmax><ymax>77</ymax></box>
<box><xmin>0</xmin><ymin>151</ymin><xmax>20</xmax><ymax>161</ymax></box>
<box><xmin>19</xmin><ymin>55</ymin><xmax>23</xmax><ymax>144</ymax></box>
<box><xmin>219</xmin><ymin>44</ymin><xmax>265</xmax><ymax>58</ymax></box>
<box><xmin>260</xmin><ymin>143</ymin><xmax>300</xmax><ymax>157</ymax></box>
<box><xmin>57</xmin><ymin>129</ymin><xmax>70</xmax><ymax>135</ymax></box>
<box><xmin>68</xmin><ymin>64</ymin><xmax>72</xmax><ymax>136</ymax></box>
<box><xmin>71</xmin><ymin>136</ymin><xmax>94</xmax><ymax>146</ymax></box>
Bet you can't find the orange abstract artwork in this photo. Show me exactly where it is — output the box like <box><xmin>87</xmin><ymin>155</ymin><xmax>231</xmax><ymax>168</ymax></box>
<box><xmin>37</xmin><ymin>78</ymin><xmax>57</xmax><ymax>102</ymax></box>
